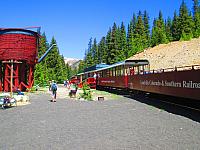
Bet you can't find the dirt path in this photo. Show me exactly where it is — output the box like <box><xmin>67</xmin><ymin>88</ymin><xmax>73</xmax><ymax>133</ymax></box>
<box><xmin>47</xmin><ymin>84</ymin><xmax>69</xmax><ymax>99</ymax></box>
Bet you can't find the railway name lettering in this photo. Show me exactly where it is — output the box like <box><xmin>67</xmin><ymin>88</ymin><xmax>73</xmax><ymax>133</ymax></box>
<box><xmin>182</xmin><ymin>81</ymin><xmax>200</xmax><ymax>89</ymax></box>
<box><xmin>101</xmin><ymin>80</ymin><xmax>115</xmax><ymax>84</ymax></box>
<box><xmin>140</xmin><ymin>80</ymin><xmax>200</xmax><ymax>89</ymax></box>
<box><xmin>151</xmin><ymin>81</ymin><xmax>163</xmax><ymax>86</ymax></box>
<box><xmin>140</xmin><ymin>80</ymin><xmax>151</xmax><ymax>85</ymax></box>
<box><xmin>164</xmin><ymin>81</ymin><xmax>181</xmax><ymax>88</ymax></box>
<box><xmin>140</xmin><ymin>80</ymin><xmax>182</xmax><ymax>88</ymax></box>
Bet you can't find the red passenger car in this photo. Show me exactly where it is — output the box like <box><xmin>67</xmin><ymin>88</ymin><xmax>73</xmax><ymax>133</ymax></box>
<box><xmin>96</xmin><ymin>60</ymin><xmax>150</xmax><ymax>89</ymax></box>
<box><xmin>96</xmin><ymin>60</ymin><xmax>200</xmax><ymax>100</ymax></box>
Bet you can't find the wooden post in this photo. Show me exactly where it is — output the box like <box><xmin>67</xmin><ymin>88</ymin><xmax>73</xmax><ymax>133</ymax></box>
<box><xmin>10</xmin><ymin>60</ymin><xmax>13</xmax><ymax>97</ymax></box>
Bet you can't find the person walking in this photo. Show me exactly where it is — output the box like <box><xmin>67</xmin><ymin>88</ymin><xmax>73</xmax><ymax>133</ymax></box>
<box><xmin>51</xmin><ymin>80</ymin><xmax>58</xmax><ymax>102</ymax></box>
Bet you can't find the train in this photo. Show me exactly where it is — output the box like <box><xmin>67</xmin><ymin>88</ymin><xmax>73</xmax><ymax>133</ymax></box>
<box><xmin>70</xmin><ymin>59</ymin><xmax>200</xmax><ymax>100</ymax></box>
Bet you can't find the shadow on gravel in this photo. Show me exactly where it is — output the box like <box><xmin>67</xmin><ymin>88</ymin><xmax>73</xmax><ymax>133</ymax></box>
<box><xmin>127</xmin><ymin>93</ymin><xmax>200</xmax><ymax>123</ymax></box>
<box><xmin>97</xmin><ymin>88</ymin><xmax>200</xmax><ymax>122</ymax></box>
<box><xmin>0</xmin><ymin>106</ymin><xmax>14</xmax><ymax>110</ymax></box>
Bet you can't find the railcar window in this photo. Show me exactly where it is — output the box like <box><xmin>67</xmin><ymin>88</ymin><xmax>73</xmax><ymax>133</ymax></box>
<box><xmin>101</xmin><ymin>70</ymin><xmax>104</xmax><ymax>77</ymax></box>
<box><xmin>113</xmin><ymin>67</ymin><xmax>116</xmax><ymax>76</ymax></box>
<box><xmin>111</xmin><ymin>68</ymin><xmax>114</xmax><ymax>76</ymax></box>
<box><xmin>109</xmin><ymin>69</ymin><xmax>111</xmax><ymax>77</ymax></box>
<box><xmin>120</xmin><ymin>66</ymin><xmax>122</xmax><ymax>76</ymax></box>
<box><xmin>121</xmin><ymin>66</ymin><xmax>124</xmax><ymax>76</ymax></box>
<box><xmin>134</xmin><ymin>66</ymin><xmax>137</xmax><ymax>74</ymax></box>
<box><xmin>108</xmin><ymin>69</ymin><xmax>110</xmax><ymax>77</ymax></box>
<box><xmin>143</xmin><ymin>65</ymin><xmax>150</xmax><ymax>74</ymax></box>
<box><xmin>140</xmin><ymin>65</ymin><xmax>143</xmax><ymax>74</ymax></box>
<box><xmin>125</xmin><ymin>67</ymin><xmax>128</xmax><ymax>75</ymax></box>
<box><xmin>116</xmin><ymin>67</ymin><xmax>118</xmax><ymax>76</ymax></box>
<box><xmin>130</xmin><ymin>67</ymin><xmax>134</xmax><ymax>75</ymax></box>
<box><xmin>104</xmin><ymin>70</ymin><xmax>106</xmax><ymax>77</ymax></box>
<box><xmin>116</xmin><ymin>66</ymin><xmax>121</xmax><ymax>76</ymax></box>
<box><xmin>106</xmin><ymin>69</ymin><xmax>109</xmax><ymax>77</ymax></box>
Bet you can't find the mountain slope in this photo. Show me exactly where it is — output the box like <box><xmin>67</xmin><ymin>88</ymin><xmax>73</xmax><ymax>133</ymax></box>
<box><xmin>128</xmin><ymin>38</ymin><xmax>200</xmax><ymax>70</ymax></box>
<box><xmin>64</xmin><ymin>58</ymin><xmax>80</xmax><ymax>66</ymax></box>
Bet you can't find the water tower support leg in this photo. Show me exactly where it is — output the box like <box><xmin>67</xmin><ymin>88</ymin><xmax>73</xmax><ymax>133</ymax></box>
<box><xmin>4</xmin><ymin>64</ymin><xmax>9</xmax><ymax>92</ymax></box>
<box><xmin>14</xmin><ymin>64</ymin><xmax>19</xmax><ymax>90</ymax></box>
<box><xmin>28</xmin><ymin>65</ymin><xmax>35</xmax><ymax>89</ymax></box>
<box><xmin>0</xmin><ymin>62</ymin><xmax>2</xmax><ymax>91</ymax></box>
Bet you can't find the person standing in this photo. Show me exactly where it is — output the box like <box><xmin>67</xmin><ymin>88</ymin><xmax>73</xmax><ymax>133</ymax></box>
<box><xmin>51</xmin><ymin>80</ymin><xmax>58</xmax><ymax>102</ymax></box>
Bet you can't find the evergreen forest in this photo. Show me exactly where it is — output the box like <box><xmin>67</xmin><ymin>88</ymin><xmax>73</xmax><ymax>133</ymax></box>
<box><xmin>34</xmin><ymin>0</ymin><xmax>200</xmax><ymax>85</ymax></box>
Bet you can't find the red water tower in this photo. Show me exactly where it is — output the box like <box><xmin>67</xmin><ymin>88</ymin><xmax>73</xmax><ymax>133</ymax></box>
<box><xmin>0</xmin><ymin>28</ymin><xmax>40</xmax><ymax>92</ymax></box>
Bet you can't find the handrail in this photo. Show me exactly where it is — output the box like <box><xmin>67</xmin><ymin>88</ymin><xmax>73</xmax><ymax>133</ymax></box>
<box><xmin>148</xmin><ymin>64</ymin><xmax>200</xmax><ymax>74</ymax></box>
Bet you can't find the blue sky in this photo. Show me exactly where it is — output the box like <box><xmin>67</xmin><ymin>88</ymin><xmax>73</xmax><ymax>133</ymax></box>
<box><xmin>0</xmin><ymin>0</ymin><xmax>193</xmax><ymax>59</ymax></box>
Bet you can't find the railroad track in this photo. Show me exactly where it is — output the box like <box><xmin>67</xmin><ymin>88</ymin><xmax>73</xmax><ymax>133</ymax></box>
<box><xmin>144</xmin><ymin>93</ymin><xmax>200</xmax><ymax>112</ymax></box>
<box><xmin>158</xmin><ymin>99</ymin><xmax>200</xmax><ymax>112</ymax></box>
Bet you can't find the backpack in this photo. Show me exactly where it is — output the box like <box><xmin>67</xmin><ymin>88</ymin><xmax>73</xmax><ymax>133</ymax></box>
<box><xmin>51</xmin><ymin>83</ymin><xmax>57</xmax><ymax>91</ymax></box>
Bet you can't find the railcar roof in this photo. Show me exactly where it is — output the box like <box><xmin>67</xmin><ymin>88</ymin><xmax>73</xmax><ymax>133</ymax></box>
<box><xmin>96</xmin><ymin>59</ymin><xmax>149</xmax><ymax>72</ymax></box>
<box><xmin>76</xmin><ymin>59</ymin><xmax>149</xmax><ymax>76</ymax></box>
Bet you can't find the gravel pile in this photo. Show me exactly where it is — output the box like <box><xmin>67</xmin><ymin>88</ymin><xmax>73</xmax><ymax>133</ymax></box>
<box><xmin>128</xmin><ymin>37</ymin><xmax>200</xmax><ymax>70</ymax></box>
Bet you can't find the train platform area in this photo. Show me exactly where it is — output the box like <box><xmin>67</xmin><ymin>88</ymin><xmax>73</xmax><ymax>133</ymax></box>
<box><xmin>0</xmin><ymin>87</ymin><xmax>199</xmax><ymax>149</ymax></box>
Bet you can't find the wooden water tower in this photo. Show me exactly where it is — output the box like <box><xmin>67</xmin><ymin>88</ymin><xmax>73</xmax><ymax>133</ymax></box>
<box><xmin>0</xmin><ymin>28</ymin><xmax>40</xmax><ymax>92</ymax></box>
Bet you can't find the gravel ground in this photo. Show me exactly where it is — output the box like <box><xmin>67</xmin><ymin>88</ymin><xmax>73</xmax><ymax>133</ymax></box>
<box><xmin>0</xmin><ymin>88</ymin><xmax>200</xmax><ymax>150</ymax></box>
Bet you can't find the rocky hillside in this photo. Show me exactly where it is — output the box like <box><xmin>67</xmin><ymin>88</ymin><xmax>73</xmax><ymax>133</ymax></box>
<box><xmin>128</xmin><ymin>38</ymin><xmax>200</xmax><ymax>70</ymax></box>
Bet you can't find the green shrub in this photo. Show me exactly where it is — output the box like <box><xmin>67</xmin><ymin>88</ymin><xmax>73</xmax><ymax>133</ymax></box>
<box><xmin>79</xmin><ymin>83</ymin><xmax>92</xmax><ymax>101</ymax></box>
<box><xmin>180</xmin><ymin>31</ymin><xmax>193</xmax><ymax>41</ymax></box>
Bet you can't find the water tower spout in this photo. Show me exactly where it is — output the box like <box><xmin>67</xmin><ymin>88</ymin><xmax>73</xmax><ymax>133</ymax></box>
<box><xmin>38</xmin><ymin>44</ymin><xmax>56</xmax><ymax>63</ymax></box>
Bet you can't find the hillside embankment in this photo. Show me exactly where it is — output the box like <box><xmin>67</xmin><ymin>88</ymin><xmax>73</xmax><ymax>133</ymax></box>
<box><xmin>128</xmin><ymin>38</ymin><xmax>200</xmax><ymax>70</ymax></box>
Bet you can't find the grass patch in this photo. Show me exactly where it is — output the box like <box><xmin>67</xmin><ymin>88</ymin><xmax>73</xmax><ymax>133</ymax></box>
<box><xmin>90</xmin><ymin>89</ymin><xmax>122</xmax><ymax>100</ymax></box>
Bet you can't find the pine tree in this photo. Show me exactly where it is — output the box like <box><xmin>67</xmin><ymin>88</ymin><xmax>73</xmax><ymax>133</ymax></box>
<box><xmin>115</xmin><ymin>26</ymin><xmax>122</xmax><ymax>62</ymax></box>
<box><xmin>78</xmin><ymin>60</ymin><xmax>85</xmax><ymax>73</ymax></box>
<box><xmin>171</xmin><ymin>11</ymin><xmax>180</xmax><ymax>41</ymax></box>
<box><xmin>106</xmin><ymin>28</ymin><xmax>112</xmax><ymax>64</ymax></box>
<box><xmin>85</xmin><ymin>38</ymin><xmax>93</xmax><ymax>67</ymax></box>
<box><xmin>134</xmin><ymin>11</ymin><xmax>146</xmax><ymax>53</ymax></box>
<box><xmin>178</xmin><ymin>1</ymin><xmax>194</xmax><ymax>40</ymax></box>
<box><xmin>158</xmin><ymin>10</ymin><xmax>168</xmax><ymax>43</ymax></box>
<box><xmin>151</xmin><ymin>11</ymin><xmax>168</xmax><ymax>46</ymax></box>
<box><xmin>119</xmin><ymin>22</ymin><xmax>127</xmax><ymax>60</ymax></box>
<box><xmin>56</xmin><ymin>55</ymin><xmax>65</xmax><ymax>83</ymax></box>
<box><xmin>193</xmin><ymin>0</ymin><xmax>200</xmax><ymax>37</ymax></box>
<box><xmin>60</xmin><ymin>55</ymin><xmax>68</xmax><ymax>79</ymax></box>
<box><xmin>109</xmin><ymin>22</ymin><xmax>118</xmax><ymax>64</ymax></box>
<box><xmin>143</xmin><ymin>10</ymin><xmax>151</xmax><ymax>48</ymax></box>
<box><xmin>165</xmin><ymin>17</ymin><xmax>173</xmax><ymax>42</ymax></box>
<box><xmin>132</xmin><ymin>13</ymin><xmax>137</xmax><ymax>32</ymax></box>
<box><xmin>91</xmin><ymin>38</ymin><xmax>98</xmax><ymax>64</ymax></box>
<box><xmin>151</xmin><ymin>19</ymin><xmax>158</xmax><ymax>47</ymax></box>
<box><xmin>127</xmin><ymin>14</ymin><xmax>137</xmax><ymax>57</ymax></box>
<box><xmin>127</xmin><ymin>22</ymin><xmax>134</xmax><ymax>57</ymax></box>
<box><xmin>98</xmin><ymin>37</ymin><xmax>107</xmax><ymax>63</ymax></box>
<box><xmin>46</xmin><ymin>37</ymin><xmax>62</xmax><ymax>82</ymax></box>
<box><xmin>34</xmin><ymin>32</ymin><xmax>48</xmax><ymax>86</ymax></box>
<box><xmin>35</xmin><ymin>35</ymin><xmax>70</xmax><ymax>84</ymax></box>
<box><xmin>66</xmin><ymin>63</ymin><xmax>72</xmax><ymax>80</ymax></box>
